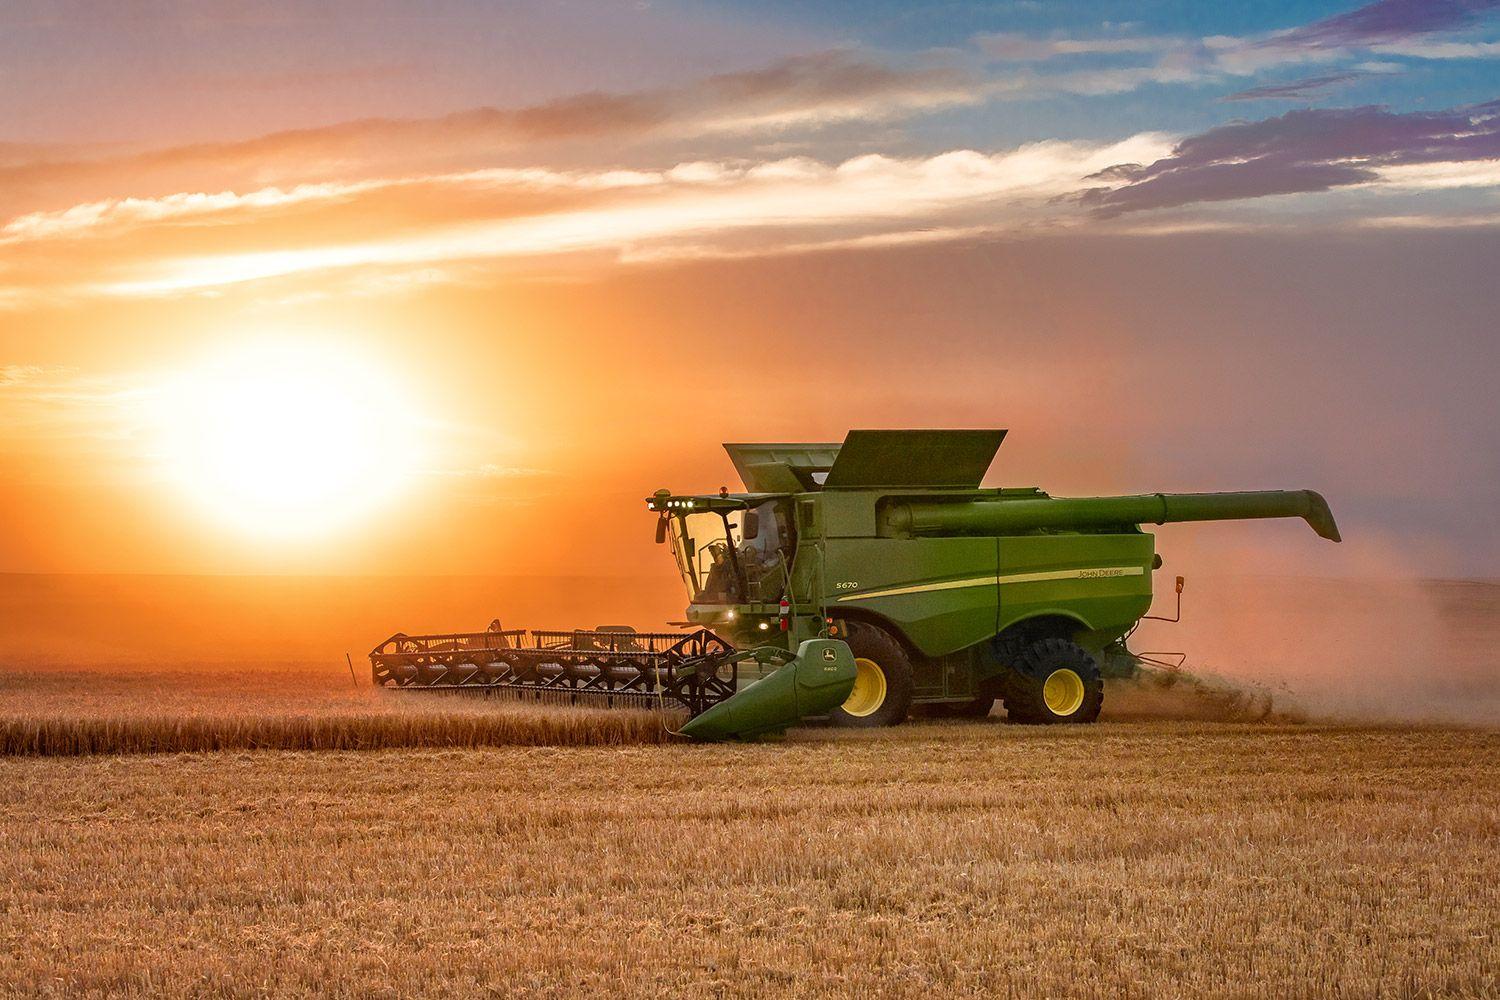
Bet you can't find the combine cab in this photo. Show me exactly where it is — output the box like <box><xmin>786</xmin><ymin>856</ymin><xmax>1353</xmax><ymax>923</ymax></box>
<box><xmin>373</xmin><ymin>429</ymin><xmax>1340</xmax><ymax>739</ymax></box>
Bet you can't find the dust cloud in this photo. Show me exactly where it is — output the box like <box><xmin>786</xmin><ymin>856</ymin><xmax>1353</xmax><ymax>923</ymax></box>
<box><xmin>1118</xmin><ymin>574</ymin><xmax>1500</xmax><ymax>726</ymax></box>
<box><xmin>4</xmin><ymin>570</ymin><xmax>1496</xmax><ymax>727</ymax></box>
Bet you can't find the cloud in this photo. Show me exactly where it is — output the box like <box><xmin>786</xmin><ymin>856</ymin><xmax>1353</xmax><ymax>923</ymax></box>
<box><xmin>0</xmin><ymin>168</ymin><xmax>661</xmax><ymax>244</ymax></box>
<box><xmin>1373</xmin><ymin>158</ymin><xmax>1500</xmax><ymax>188</ymax></box>
<box><xmin>0</xmin><ymin>365</ymin><xmax>155</xmax><ymax>454</ymax></box>
<box><xmin>1265</xmin><ymin>0</ymin><xmax>1500</xmax><ymax>50</ymax></box>
<box><xmin>1368</xmin><ymin>38</ymin><xmax>1500</xmax><ymax>57</ymax></box>
<box><xmin>1356</xmin><ymin>210</ymin><xmax>1500</xmax><ymax>227</ymax></box>
<box><xmin>1213</xmin><ymin>0</ymin><xmax>1500</xmax><ymax>74</ymax></box>
<box><xmin>1036</xmin><ymin>55</ymin><xmax>1220</xmax><ymax>97</ymax></box>
<box><xmin>0</xmin><ymin>136</ymin><xmax>1174</xmax><ymax>299</ymax></box>
<box><xmin>977</xmin><ymin>0</ymin><xmax>1500</xmax><ymax>98</ymax></box>
<box><xmin>1223</xmin><ymin>72</ymin><xmax>1368</xmax><ymax>102</ymax></box>
<box><xmin>0</xmin><ymin>52</ymin><xmax>983</xmax><ymax>221</ymax></box>
<box><xmin>0</xmin><ymin>365</ymin><xmax>87</xmax><ymax>394</ymax></box>
<box><xmin>9</xmin><ymin>91</ymin><xmax>1500</xmax><ymax>302</ymax></box>
<box><xmin>0</xmin><ymin>365</ymin><xmax>49</xmax><ymax>386</ymax></box>
<box><xmin>1081</xmin><ymin>99</ymin><xmax>1500</xmax><ymax>215</ymax></box>
<box><xmin>975</xmin><ymin>32</ymin><xmax>1178</xmax><ymax>61</ymax></box>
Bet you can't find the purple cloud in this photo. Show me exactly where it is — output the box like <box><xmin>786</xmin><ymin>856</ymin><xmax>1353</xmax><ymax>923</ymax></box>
<box><xmin>1083</xmin><ymin>100</ymin><xmax>1500</xmax><ymax>215</ymax></box>
<box><xmin>1223</xmin><ymin>72</ymin><xmax>1368</xmax><ymax>102</ymax></box>
<box><xmin>1268</xmin><ymin>0</ymin><xmax>1500</xmax><ymax>49</ymax></box>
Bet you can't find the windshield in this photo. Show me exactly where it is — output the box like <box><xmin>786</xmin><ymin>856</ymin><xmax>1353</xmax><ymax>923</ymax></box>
<box><xmin>670</xmin><ymin>512</ymin><xmax>738</xmax><ymax>604</ymax></box>
<box><xmin>734</xmin><ymin>500</ymin><xmax>794</xmax><ymax>601</ymax></box>
<box><xmin>668</xmin><ymin>500</ymin><xmax>794</xmax><ymax>605</ymax></box>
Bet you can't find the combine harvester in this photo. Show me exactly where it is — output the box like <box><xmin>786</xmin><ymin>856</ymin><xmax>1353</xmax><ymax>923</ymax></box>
<box><xmin>371</xmin><ymin>430</ymin><xmax>1339</xmax><ymax>740</ymax></box>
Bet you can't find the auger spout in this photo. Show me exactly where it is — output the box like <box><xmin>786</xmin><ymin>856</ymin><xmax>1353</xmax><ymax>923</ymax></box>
<box><xmin>884</xmin><ymin>490</ymin><xmax>1341</xmax><ymax>542</ymax></box>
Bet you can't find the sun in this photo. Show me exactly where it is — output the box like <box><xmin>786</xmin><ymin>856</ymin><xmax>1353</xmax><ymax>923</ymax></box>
<box><xmin>153</xmin><ymin>338</ymin><xmax>424</xmax><ymax>538</ymax></box>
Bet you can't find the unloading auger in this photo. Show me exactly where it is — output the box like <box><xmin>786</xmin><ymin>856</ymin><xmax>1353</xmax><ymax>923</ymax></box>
<box><xmin>372</xmin><ymin>429</ymin><xmax>1340</xmax><ymax>740</ymax></box>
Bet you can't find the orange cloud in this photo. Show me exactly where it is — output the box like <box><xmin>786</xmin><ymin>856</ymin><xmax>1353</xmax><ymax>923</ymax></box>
<box><xmin>2</xmin><ymin>137</ymin><xmax>1176</xmax><ymax>301</ymax></box>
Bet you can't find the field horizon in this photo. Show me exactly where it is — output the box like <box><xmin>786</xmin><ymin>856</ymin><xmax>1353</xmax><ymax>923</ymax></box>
<box><xmin>5</xmin><ymin>572</ymin><xmax>1497</xmax><ymax>727</ymax></box>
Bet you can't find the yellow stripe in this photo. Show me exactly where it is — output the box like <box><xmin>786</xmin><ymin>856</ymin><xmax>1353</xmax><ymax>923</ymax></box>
<box><xmin>996</xmin><ymin>566</ymin><xmax>1145</xmax><ymax>586</ymax></box>
<box><xmin>834</xmin><ymin>575</ymin><xmax>995</xmax><ymax>602</ymax></box>
<box><xmin>835</xmin><ymin>565</ymin><xmax>1144</xmax><ymax>603</ymax></box>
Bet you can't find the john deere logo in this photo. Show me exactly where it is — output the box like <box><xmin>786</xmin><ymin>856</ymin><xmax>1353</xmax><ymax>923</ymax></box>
<box><xmin>822</xmin><ymin>648</ymin><xmax>837</xmax><ymax>661</ymax></box>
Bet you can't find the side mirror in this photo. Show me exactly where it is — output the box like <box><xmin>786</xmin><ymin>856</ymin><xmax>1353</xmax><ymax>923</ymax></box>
<box><xmin>654</xmin><ymin>515</ymin><xmax>668</xmax><ymax>545</ymax></box>
<box><xmin>1175</xmin><ymin>575</ymin><xmax>1185</xmax><ymax>595</ymax></box>
<box><xmin>741</xmin><ymin>510</ymin><xmax>760</xmax><ymax>541</ymax></box>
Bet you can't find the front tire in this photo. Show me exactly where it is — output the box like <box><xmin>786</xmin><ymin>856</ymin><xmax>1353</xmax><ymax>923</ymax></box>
<box><xmin>1002</xmin><ymin>638</ymin><xmax>1104</xmax><ymax>724</ymax></box>
<box><xmin>828</xmin><ymin>621</ymin><xmax>915</xmax><ymax>728</ymax></box>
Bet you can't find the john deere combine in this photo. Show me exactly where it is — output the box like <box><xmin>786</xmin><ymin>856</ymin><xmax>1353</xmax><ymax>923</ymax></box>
<box><xmin>371</xmin><ymin>430</ymin><xmax>1339</xmax><ymax>740</ymax></box>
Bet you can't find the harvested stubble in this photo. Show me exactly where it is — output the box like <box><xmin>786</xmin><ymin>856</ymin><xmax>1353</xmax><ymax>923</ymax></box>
<box><xmin>1</xmin><ymin>723</ymin><xmax>1495</xmax><ymax>999</ymax></box>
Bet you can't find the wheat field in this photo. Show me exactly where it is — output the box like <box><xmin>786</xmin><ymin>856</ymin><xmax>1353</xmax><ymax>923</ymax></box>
<box><xmin>0</xmin><ymin>658</ymin><xmax>1306</xmax><ymax>759</ymax></box>
<box><xmin>2</xmin><ymin>715</ymin><xmax>1495</xmax><ymax>998</ymax></box>
<box><xmin>0</xmin><ymin>664</ymin><xmax>677</xmax><ymax>754</ymax></box>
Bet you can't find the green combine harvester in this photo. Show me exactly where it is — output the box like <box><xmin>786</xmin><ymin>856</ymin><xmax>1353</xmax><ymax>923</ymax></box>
<box><xmin>371</xmin><ymin>430</ymin><xmax>1339</xmax><ymax>740</ymax></box>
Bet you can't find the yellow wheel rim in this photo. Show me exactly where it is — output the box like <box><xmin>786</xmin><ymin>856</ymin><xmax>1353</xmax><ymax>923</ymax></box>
<box><xmin>1042</xmin><ymin>668</ymin><xmax>1086</xmax><ymax>717</ymax></box>
<box><xmin>842</xmin><ymin>657</ymin><xmax>888</xmax><ymax>717</ymax></box>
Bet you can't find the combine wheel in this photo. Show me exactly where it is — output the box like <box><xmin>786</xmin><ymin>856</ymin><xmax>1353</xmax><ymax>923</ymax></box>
<box><xmin>1002</xmin><ymin>638</ymin><xmax>1103</xmax><ymax>724</ymax></box>
<box><xmin>828</xmin><ymin>622</ymin><xmax>914</xmax><ymax>728</ymax></box>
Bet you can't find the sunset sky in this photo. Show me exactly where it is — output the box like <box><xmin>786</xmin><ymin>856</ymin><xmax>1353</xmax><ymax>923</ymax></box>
<box><xmin>2</xmin><ymin>0</ymin><xmax>1498</xmax><ymax>579</ymax></box>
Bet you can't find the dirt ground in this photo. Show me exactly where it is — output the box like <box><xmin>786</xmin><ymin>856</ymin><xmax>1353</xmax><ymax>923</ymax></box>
<box><xmin>2</xmin><ymin>721</ymin><xmax>1495</xmax><ymax>998</ymax></box>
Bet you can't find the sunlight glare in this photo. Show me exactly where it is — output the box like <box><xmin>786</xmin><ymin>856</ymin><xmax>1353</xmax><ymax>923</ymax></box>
<box><xmin>154</xmin><ymin>338</ymin><xmax>423</xmax><ymax>539</ymax></box>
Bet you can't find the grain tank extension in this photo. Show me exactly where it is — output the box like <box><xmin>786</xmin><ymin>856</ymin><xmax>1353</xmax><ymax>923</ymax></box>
<box><xmin>371</xmin><ymin>429</ymin><xmax>1339</xmax><ymax>737</ymax></box>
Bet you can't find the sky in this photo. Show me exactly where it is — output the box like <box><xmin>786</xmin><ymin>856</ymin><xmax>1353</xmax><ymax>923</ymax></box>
<box><xmin>1</xmin><ymin>0</ymin><xmax>1498</xmax><ymax>580</ymax></box>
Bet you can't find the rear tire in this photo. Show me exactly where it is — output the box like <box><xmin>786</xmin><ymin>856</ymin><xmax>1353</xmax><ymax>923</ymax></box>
<box><xmin>1002</xmin><ymin>638</ymin><xmax>1104</xmax><ymax>724</ymax></box>
<box><xmin>828</xmin><ymin>622</ymin><xmax>915</xmax><ymax>728</ymax></box>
